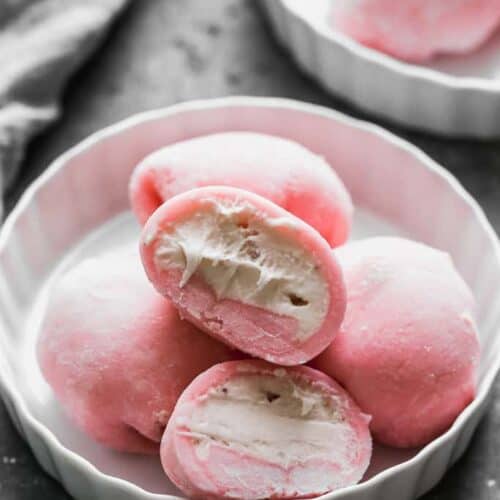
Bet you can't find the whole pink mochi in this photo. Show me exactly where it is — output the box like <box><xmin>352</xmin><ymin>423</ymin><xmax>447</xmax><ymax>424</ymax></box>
<box><xmin>331</xmin><ymin>0</ymin><xmax>500</xmax><ymax>62</ymax></box>
<box><xmin>129</xmin><ymin>132</ymin><xmax>353</xmax><ymax>247</ymax></box>
<box><xmin>313</xmin><ymin>237</ymin><xmax>480</xmax><ymax>448</ymax></box>
<box><xmin>140</xmin><ymin>186</ymin><xmax>347</xmax><ymax>366</ymax></box>
<box><xmin>37</xmin><ymin>247</ymin><xmax>236</xmax><ymax>454</ymax></box>
<box><xmin>161</xmin><ymin>360</ymin><xmax>372</xmax><ymax>499</ymax></box>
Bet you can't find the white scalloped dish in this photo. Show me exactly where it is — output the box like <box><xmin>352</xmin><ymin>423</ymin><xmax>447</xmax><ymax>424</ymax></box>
<box><xmin>260</xmin><ymin>0</ymin><xmax>500</xmax><ymax>137</ymax></box>
<box><xmin>0</xmin><ymin>98</ymin><xmax>499</xmax><ymax>500</ymax></box>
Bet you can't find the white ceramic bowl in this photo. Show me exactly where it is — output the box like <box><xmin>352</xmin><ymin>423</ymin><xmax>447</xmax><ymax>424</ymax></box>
<box><xmin>0</xmin><ymin>97</ymin><xmax>499</xmax><ymax>500</ymax></box>
<box><xmin>260</xmin><ymin>0</ymin><xmax>500</xmax><ymax>138</ymax></box>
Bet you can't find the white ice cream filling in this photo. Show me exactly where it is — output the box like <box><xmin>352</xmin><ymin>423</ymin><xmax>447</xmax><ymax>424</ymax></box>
<box><xmin>176</xmin><ymin>373</ymin><xmax>354</xmax><ymax>468</ymax></box>
<box><xmin>153</xmin><ymin>199</ymin><xmax>329</xmax><ymax>339</ymax></box>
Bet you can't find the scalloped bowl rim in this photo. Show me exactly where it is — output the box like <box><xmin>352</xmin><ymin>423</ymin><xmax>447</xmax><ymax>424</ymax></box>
<box><xmin>278</xmin><ymin>0</ymin><xmax>500</xmax><ymax>93</ymax></box>
<box><xmin>0</xmin><ymin>97</ymin><xmax>499</xmax><ymax>500</ymax></box>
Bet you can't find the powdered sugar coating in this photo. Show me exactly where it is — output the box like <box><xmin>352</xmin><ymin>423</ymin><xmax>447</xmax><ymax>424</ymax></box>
<box><xmin>129</xmin><ymin>132</ymin><xmax>353</xmax><ymax>247</ymax></box>
<box><xmin>313</xmin><ymin>237</ymin><xmax>480</xmax><ymax>448</ymax></box>
<box><xmin>37</xmin><ymin>246</ymin><xmax>235</xmax><ymax>454</ymax></box>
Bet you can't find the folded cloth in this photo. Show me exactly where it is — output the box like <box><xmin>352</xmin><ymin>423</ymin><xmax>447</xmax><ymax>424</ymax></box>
<box><xmin>0</xmin><ymin>0</ymin><xmax>128</xmax><ymax>218</ymax></box>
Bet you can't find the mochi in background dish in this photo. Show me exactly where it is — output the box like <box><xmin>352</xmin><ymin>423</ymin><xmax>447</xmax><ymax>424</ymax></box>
<box><xmin>331</xmin><ymin>0</ymin><xmax>500</xmax><ymax>62</ymax></box>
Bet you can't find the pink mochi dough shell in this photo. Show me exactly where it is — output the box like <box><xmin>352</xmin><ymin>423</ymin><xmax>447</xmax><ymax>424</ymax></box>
<box><xmin>312</xmin><ymin>237</ymin><xmax>481</xmax><ymax>449</ymax></box>
<box><xmin>331</xmin><ymin>0</ymin><xmax>500</xmax><ymax>62</ymax></box>
<box><xmin>37</xmin><ymin>247</ymin><xmax>236</xmax><ymax>454</ymax></box>
<box><xmin>140</xmin><ymin>186</ymin><xmax>347</xmax><ymax>366</ymax></box>
<box><xmin>161</xmin><ymin>359</ymin><xmax>372</xmax><ymax>500</ymax></box>
<box><xmin>129</xmin><ymin>132</ymin><xmax>353</xmax><ymax>247</ymax></box>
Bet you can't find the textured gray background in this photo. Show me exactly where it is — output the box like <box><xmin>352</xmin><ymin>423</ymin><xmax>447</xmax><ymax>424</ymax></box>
<box><xmin>3</xmin><ymin>1</ymin><xmax>500</xmax><ymax>499</ymax></box>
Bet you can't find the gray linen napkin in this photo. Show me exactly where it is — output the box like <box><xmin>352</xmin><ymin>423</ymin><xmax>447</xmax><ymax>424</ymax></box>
<box><xmin>0</xmin><ymin>0</ymin><xmax>129</xmax><ymax>217</ymax></box>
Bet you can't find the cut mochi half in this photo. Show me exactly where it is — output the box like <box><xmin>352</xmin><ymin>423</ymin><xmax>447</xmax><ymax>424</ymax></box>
<box><xmin>161</xmin><ymin>360</ymin><xmax>372</xmax><ymax>499</ymax></box>
<box><xmin>140</xmin><ymin>186</ymin><xmax>346</xmax><ymax>365</ymax></box>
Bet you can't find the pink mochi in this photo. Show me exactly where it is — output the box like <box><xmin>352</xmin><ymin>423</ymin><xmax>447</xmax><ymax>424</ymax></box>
<box><xmin>161</xmin><ymin>359</ymin><xmax>372</xmax><ymax>499</ymax></box>
<box><xmin>331</xmin><ymin>0</ymin><xmax>500</xmax><ymax>62</ymax></box>
<box><xmin>129</xmin><ymin>132</ymin><xmax>353</xmax><ymax>247</ymax></box>
<box><xmin>37</xmin><ymin>247</ymin><xmax>236</xmax><ymax>454</ymax></box>
<box><xmin>140</xmin><ymin>186</ymin><xmax>347</xmax><ymax>366</ymax></box>
<box><xmin>313</xmin><ymin>237</ymin><xmax>480</xmax><ymax>448</ymax></box>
